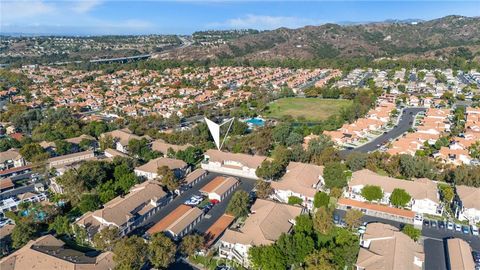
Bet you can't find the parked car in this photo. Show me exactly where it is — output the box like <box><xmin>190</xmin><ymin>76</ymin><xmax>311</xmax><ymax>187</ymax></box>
<box><xmin>472</xmin><ymin>225</ymin><xmax>479</xmax><ymax>236</ymax></box>
<box><xmin>423</xmin><ymin>220</ymin><xmax>430</xmax><ymax>227</ymax></box>
<box><xmin>333</xmin><ymin>215</ymin><xmax>340</xmax><ymax>224</ymax></box>
<box><xmin>455</xmin><ymin>224</ymin><xmax>462</xmax><ymax>232</ymax></box>
<box><xmin>462</xmin><ymin>225</ymin><xmax>470</xmax><ymax>235</ymax></box>
<box><xmin>447</xmin><ymin>221</ymin><xmax>454</xmax><ymax>230</ymax></box>
<box><xmin>438</xmin><ymin>221</ymin><xmax>445</xmax><ymax>229</ymax></box>
<box><xmin>431</xmin><ymin>220</ymin><xmax>437</xmax><ymax>228</ymax></box>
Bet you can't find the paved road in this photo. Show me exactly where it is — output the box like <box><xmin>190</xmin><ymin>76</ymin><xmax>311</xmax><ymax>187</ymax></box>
<box><xmin>130</xmin><ymin>172</ymin><xmax>256</xmax><ymax>237</ymax></box>
<box><xmin>195</xmin><ymin>176</ymin><xmax>256</xmax><ymax>233</ymax></box>
<box><xmin>335</xmin><ymin>209</ymin><xmax>480</xmax><ymax>270</ymax></box>
<box><xmin>340</xmin><ymin>107</ymin><xmax>427</xmax><ymax>156</ymax></box>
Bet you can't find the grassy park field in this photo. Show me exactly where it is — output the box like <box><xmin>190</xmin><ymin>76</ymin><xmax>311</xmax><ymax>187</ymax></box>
<box><xmin>265</xmin><ymin>97</ymin><xmax>352</xmax><ymax>122</ymax></box>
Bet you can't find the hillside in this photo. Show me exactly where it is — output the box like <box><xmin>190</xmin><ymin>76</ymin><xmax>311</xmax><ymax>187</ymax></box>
<box><xmin>156</xmin><ymin>16</ymin><xmax>480</xmax><ymax>61</ymax></box>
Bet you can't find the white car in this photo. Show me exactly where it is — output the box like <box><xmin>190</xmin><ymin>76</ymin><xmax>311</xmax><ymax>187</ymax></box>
<box><xmin>472</xmin><ymin>225</ymin><xmax>479</xmax><ymax>236</ymax></box>
<box><xmin>447</xmin><ymin>222</ymin><xmax>454</xmax><ymax>230</ymax></box>
<box><xmin>455</xmin><ymin>224</ymin><xmax>462</xmax><ymax>232</ymax></box>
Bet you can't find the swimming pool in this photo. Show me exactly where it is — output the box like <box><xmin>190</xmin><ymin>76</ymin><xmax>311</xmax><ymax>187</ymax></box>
<box><xmin>245</xmin><ymin>117</ymin><xmax>265</xmax><ymax>127</ymax></box>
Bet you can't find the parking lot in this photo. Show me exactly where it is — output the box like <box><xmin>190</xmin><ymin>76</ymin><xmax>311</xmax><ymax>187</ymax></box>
<box><xmin>334</xmin><ymin>209</ymin><xmax>480</xmax><ymax>270</ymax></box>
<box><xmin>130</xmin><ymin>171</ymin><xmax>256</xmax><ymax>239</ymax></box>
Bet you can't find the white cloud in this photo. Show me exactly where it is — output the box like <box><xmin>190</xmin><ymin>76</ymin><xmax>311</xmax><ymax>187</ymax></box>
<box><xmin>208</xmin><ymin>14</ymin><xmax>323</xmax><ymax>30</ymax></box>
<box><xmin>71</xmin><ymin>0</ymin><xmax>103</xmax><ymax>14</ymax></box>
<box><xmin>1</xmin><ymin>0</ymin><xmax>55</xmax><ymax>22</ymax></box>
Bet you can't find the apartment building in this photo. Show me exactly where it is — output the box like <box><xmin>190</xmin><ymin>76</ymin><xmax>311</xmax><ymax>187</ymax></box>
<box><xmin>75</xmin><ymin>180</ymin><xmax>169</xmax><ymax>238</ymax></box>
<box><xmin>101</xmin><ymin>129</ymin><xmax>147</xmax><ymax>154</ymax></box>
<box><xmin>201</xmin><ymin>149</ymin><xmax>266</xmax><ymax>179</ymax></box>
<box><xmin>356</xmin><ymin>223</ymin><xmax>424</xmax><ymax>270</ymax></box>
<box><xmin>219</xmin><ymin>199</ymin><xmax>304</xmax><ymax>266</ymax></box>
<box><xmin>345</xmin><ymin>169</ymin><xmax>442</xmax><ymax>216</ymax></box>
<box><xmin>151</xmin><ymin>139</ymin><xmax>192</xmax><ymax>155</ymax></box>
<box><xmin>270</xmin><ymin>162</ymin><xmax>324</xmax><ymax>210</ymax></box>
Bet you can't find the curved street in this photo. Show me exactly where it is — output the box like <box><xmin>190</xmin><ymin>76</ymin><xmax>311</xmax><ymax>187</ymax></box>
<box><xmin>340</xmin><ymin>107</ymin><xmax>427</xmax><ymax>156</ymax></box>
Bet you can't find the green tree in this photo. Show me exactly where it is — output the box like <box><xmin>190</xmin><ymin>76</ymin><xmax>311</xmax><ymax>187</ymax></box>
<box><xmin>255</xmin><ymin>180</ymin><xmax>273</xmax><ymax>199</ymax></box>
<box><xmin>438</xmin><ymin>184</ymin><xmax>454</xmax><ymax>204</ymax></box>
<box><xmin>313</xmin><ymin>191</ymin><xmax>330</xmax><ymax>208</ymax></box>
<box><xmin>78</xmin><ymin>193</ymin><xmax>101</xmax><ymax>213</ymax></box>
<box><xmin>180</xmin><ymin>234</ymin><xmax>204</xmax><ymax>257</ymax></box>
<box><xmin>295</xmin><ymin>214</ymin><xmax>314</xmax><ymax>235</ymax></box>
<box><xmin>49</xmin><ymin>216</ymin><xmax>71</xmax><ymax>236</ymax></box>
<box><xmin>55</xmin><ymin>140</ymin><xmax>74</xmax><ymax>155</ymax></box>
<box><xmin>158</xmin><ymin>167</ymin><xmax>179</xmax><ymax>192</ymax></box>
<box><xmin>226</xmin><ymin>190</ymin><xmax>250</xmax><ymax>217</ymax></box>
<box><xmin>344</xmin><ymin>209</ymin><xmax>363</xmax><ymax>229</ymax></box>
<box><xmin>389</xmin><ymin>188</ymin><xmax>411</xmax><ymax>207</ymax></box>
<box><xmin>99</xmin><ymin>134</ymin><xmax>115</xmax><ymax>150</ymax></box>
<box><xmin>255</xmin><ymin>160</ymin><xmax>285</xmax><ymax>180</ymax></box>
<box><xmin>93</xmin><ymin>227</ymin><xmax>119</xmax><ymax>251</ymax></box>
<box><xmin>346</xmin><ymin>152</ymin><xmax>367</xmax><ymax>171</ymax></box>
<box><xmin>313</xmin><ymin>207</ymin><xmax>333</xmax><ymax>235</ymax></box>
<box><xmin>401</xmin><ymin>224</ymin><xmax>421</xmax><ymax>241</ymax></box>
<box><xmin>113</xmin><ymin>236</ymin><xmax>148</xmax><ymax>270</ymax></box>
<box><xmin>323</xmin><ymin>162</ymin><xmax>348</xmax><ymax>189</ymax></box>
<box><xmin>361</xmin><ymin>185</ymin><xmax>384</xmax><ymax>202</ymax></box>
<box><xmin>305</xmin><ymin>249</ymin><xmax>336</xmax><ymax>270</ymax></box>
<box><xmin>288</xmin><ymin>196</ymin><xmax>303</xmax><ymax>205</ymax></box>
<box><xmin>249</xmin><ymin>245</ymin><xmax>286</xmax><ymax>270</ymax></box>
<box><xmin>12</xmin><ymin>221</ymin><xmax>36</xmax><ymax>248</ymax></box>
<box><xmin>19</xmin><ymin>143</ymin><xmax>46</xmax><ymax>162</ymax></box>
<box><xmin>148</xmin><ymin>233</ymin><xmax>177</xmax><ymax>269</ymax></box>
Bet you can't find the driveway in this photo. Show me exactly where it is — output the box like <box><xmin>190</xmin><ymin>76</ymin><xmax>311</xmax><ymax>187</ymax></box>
<box><xmin>340</xmin><ymin>107</ymin><xmax>427</xmax><ymax>156</ymax></box>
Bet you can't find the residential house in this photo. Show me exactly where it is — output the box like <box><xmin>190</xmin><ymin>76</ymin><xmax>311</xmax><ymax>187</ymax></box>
<box><xmin>219</xmin><ymin>199</ymin><xmax>304</xmax><ymax>266</ymax></box>
<box><xmin>134</xmin><ymin>157</ymin><xmax>189</xmax><ymax>180</ymax></box>
<box><xmin>75</xmin><ymin>180</ymin><xmax>169</xmax><ymax>238</ymax></box>
<box><xmin>356</xmin><ymin>223</ymin><xmax>424</xmax><ymax>270</ymax></box>
<box><xmin>270</xmin><ymin>162</ymin><xmax>324</xmax><ymax>209</ymax></box>
<box><xmin>0</xmin><ymin>235</ymin><xmax>115</xmax><ymax>270</ymax></box>
<box><xmin>47</xmin><ymin>150</ymin><xmax>95</xmax><ymax>169</ymax></box>
<box><xmin>201</xmin><ymin>149</ymin><xmax>266</xmax><ymax>179</ymax></box>
<box><xmin>345</xmin><ymin>169</ymin><xmax>442</xmax><ymax>216</ymax></box>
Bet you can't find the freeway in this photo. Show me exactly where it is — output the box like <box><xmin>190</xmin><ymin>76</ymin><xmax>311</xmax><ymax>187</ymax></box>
<box><xmin>340</xmin><ymin>107</ymin><xmax>427</xmax><ymax>156</ymax></box>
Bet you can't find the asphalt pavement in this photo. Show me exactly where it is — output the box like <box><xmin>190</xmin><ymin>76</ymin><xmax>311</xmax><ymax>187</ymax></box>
<box><xmin>130</xmin><ymin>172</ymin><xmax>256</xmax><ymax>237</ymax></box>
<box><xmin>340</xmin><ymin>107</ymin><xmax>427</xmax><ymax>156</ymax></box>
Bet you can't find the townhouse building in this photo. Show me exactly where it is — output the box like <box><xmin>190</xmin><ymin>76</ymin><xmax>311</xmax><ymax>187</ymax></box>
<box><xmin>345</xmin><ymin>169</ymin><xmax>442</xmax><ymax>216</ymax></box>
<box><xmin>201</xmin><ymin>149</ymin><xmax>266</xmax><ymax>179</ymax></box>
<box><xmin>0</xmin><ymin>235</ymin><xmax>115</xmax><ymax>270</ymax></box>
<box><xmin>75</xmin><ymin>180</ymin><xmax>169</xmax><ymax>238</ymax></box>
<box><xmin>356</xmin><ymin>223</ymin><xmax>424</xmax><ymax>270</ymax></box>
<box><xmin>134</xmin><ymin>157</ymin><xmax>189</xmax><ymax>180</ymax></box>
<box><xmin>270</xmin><ymin>162</ymin><xmax>324</xmax><ymax>210</ymax></box>
<box><xmin>219</xmin><ymin>199</ymin><xmax>304</xmax><ymax>266</ymax></box>
<box><xmin>455</xmin><ymin>185</ymin><xmax>480</xmax><ymax>224</ymax></box>
<box><xmin>0</xmin><ymin>149</ymin><xmax>25</xmax><ymax>171</ymax></box>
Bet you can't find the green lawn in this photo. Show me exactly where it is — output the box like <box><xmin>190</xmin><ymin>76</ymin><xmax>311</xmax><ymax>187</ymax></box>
<box><xmin>265</xmin><ymin>97</ymin><xmax>352</xmax><ymax>122</ymax></box>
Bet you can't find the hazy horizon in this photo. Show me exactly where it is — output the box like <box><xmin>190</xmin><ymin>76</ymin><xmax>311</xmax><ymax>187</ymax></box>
<box><xmin>2</xmin><ymin>1</ymin><xmax>480</xmax><ymax>36</ymax></box>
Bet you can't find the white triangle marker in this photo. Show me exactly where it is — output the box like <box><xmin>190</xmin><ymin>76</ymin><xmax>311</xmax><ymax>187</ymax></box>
<box><xmin>204</xmin><ymin>117</ymin><xmax>234</xmax><ymax>150</ymax></box>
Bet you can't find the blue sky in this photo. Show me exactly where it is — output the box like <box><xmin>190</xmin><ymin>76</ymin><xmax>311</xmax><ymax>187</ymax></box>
<box><xmin>2</xmin><ymin>1</ymin><xmax>479</xmax><ymax>35</ymax></box>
